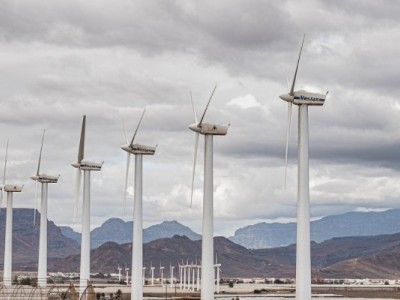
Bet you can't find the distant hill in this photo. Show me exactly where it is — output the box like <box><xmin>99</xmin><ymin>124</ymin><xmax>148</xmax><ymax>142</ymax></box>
<box><xmin>61</xmin><ymin>219</ymin><xmax>201</xmax><ymax>248</ymax></box>
<box><xmin>49</xmin><ymin>232</ymin><xmax>400</xmax><ymax>279</ymax></box>
<box><xmin>59</xmin><ymin>226</ymin><xmax>81</xmax><ymax>243</ymax></box>
<box><xmin>91</xmin><ymin>218</ymin><xmax>132</xmax><ymax>248</ymax></box>
<box><xmin>230</xmin><ymin>209</ymin><xmax>400</xmax><ymax>249</ymax></box>
<box><xmin>5</xmin><ymin>208</ymin><xmax>400</xmax><ymax>279</ymax></box>
<box><xmin>313</xmin><ymin>233</ymin><xmax>400</xmax><ymax>278</ymax></box>
<box><xmin>0</xmin><ymin>208</ymin><xmax>80</xmax><ymax>270</ymax></box>
<box><xmin>144</xmin><ymin>220</ymin><xmax>201</xmax><ymax>243</ymax></box>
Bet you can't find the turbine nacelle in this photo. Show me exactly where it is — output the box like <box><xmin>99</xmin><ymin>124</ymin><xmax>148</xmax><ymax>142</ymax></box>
<box><xmin>279</xmin><ymin>90</ymin><xmax>327</xmax><ymax>106</ymax></box>
<box><xmin>4</xmin><ymin>184</ymin><xmax>23</xmax><ymax>193</ymax></box>
<box><xmin>121</xmin><ymin>143</ymin><xmax>156</xmax><ymax>155</ymax></box>
<box><xmin>72</xmin><ymin>160</ymin><xmax>103</xmax><ymax>171</ymax></box>
<box><xmin>31</xmin><ymin>174</ymin><xmax>60</xmax><ymax>184</ymax></box>
<box><xmin>31</xmin><ymin>130</ymin><xmax>60</xmax><ymax>186</ymax></box>
<box><xmin>188</xmin><ymin>123</ymin><xmax>228</xmax><ymax>136</ymax></box>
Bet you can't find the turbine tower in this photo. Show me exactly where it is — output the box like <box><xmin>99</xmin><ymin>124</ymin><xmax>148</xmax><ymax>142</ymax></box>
<box><xmin>150</xmin><ymin>262</ymin><xmax>155</xmax><ymax>286</ymax></box>
<box><xmin>189</xmin><ymin>86</ymin><xmax>228</xmax><ymax>300</ymax></box>
<box><xmin>214</xmin><ymin>254</ymin><xmax>221</xmax><ymax>294</ymax></box>
<box><xmin>279</xmin><ymin>35</ymin><xmax>328</xmax><ymax>300</ymax></box>
<box><xmin>117</xmin><ymin>265</ymin><xmax>122</xmax><ymax>282</ymax></box>
<box><xmin>159</xmin><ymin>263</ymin><xmax>164</xmax><ymax>287</ymax></box>
<box><xmin>2</xmin><ymin>140</ymin><xmax>23</xmax><ymax>287</ymax></box>
<box><xmin>31</xmin><ymin>130</ymin><xmax>60</xmax><ymax>287</ymax></box>
<box><xmin>170</xmin><ymin>265</ymin><xmax>174</xmax><ymax>288</ymax></box>
<box><xmin>71</xmin><ymin>115</ymin><xmax>103</xmax><ymax>295</ymax></box>
<box><xmin>125</xmin><ymin>266</ymin><xmax>130</xmax><ymax>284</ymax></box>
<box><xmin>121</xmin><ymin>109</ymin><xmax>156</xmax><ymax>300</ymax></box>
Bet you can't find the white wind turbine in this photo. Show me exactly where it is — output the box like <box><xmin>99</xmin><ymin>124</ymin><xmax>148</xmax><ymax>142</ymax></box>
<box><xmin>169</xmin><ymin>264</ymin><xmax>174</xmax><ymax>288</ymax></box>
<box><xmin>159</xmin><ymin>262</ymin><xmax>164</xmax><ymax>286</ymax></box>
<box><xmin>189</xmin><ymin>86</ymin><xmax>229</xmax><ymax>300</ymax></box>
<box><xmin>117</xmin><ymin>265</ymin><xmax>122</xmax><ymax>282</ymax></box>
<box><xmin>121</xmin><ymin>108</ymin><xmax>156</xmax><ymax>300</ymax></box>
<box><xmin>1</xmin><ymin>140</ymin><xmax>23</xmax><ymax>287</ymax></box>
<box><xmin>214</xmin><ymin>253</ymin><xmax>221</xmax><ymax>294</ymax></box>
<box><xmin>71</xmin><ymin>115</ymin><xmax>103</xmax><ymax>295</ymax></box>
<box><xmin>125</xmin><ymin>265</ymin><xmax>130</xmax><ymax>284</ymax></box>
<box><xmin>31</xmin><ymin>130</ymin><xmax>60</xmax><ymax>287</ymax></box>
<box><xmin>150</xmin><ymin>262</ymin><xmax>155</xmax><ymax>286</ymax></box>
<box><xmin>279</xmin><ymin>35</ymin><xmax>328</xmax><ymax>300</ymax></box>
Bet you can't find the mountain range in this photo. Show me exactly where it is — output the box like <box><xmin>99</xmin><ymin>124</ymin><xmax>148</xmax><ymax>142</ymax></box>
<box><xmin>3</xmin><ymin>208</ymin><xmax>400</xmax><ymax>278</ymax></box>
<box><xmin>60</xmin><ymin>208</ymin><xmax>400</xmax><ymax>250</ymax></box>
<box><xmin>48</xmin><ymin>232</ymin><xmax>400</xmax><ymax>279</ymax></box>
<box><xmin>230</xmin><ymin>209</ymin><xmax>400</xmax><ymax>248</ymax></box>
<box><xmin>60</xmin><ymin>218</ymin><xmax>201</xmax><ymax>248</ymax></box>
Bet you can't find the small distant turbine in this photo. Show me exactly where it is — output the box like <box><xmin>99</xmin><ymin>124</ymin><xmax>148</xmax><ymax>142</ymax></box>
<box><xmin>150</xmin><ymin>262</ymin><xmax>155</xmax><ymax>286</ymax></box>
<box><xmin>159</xmin><ymin>262</ymin><xmax>164</xmax><ymax>287</ymax></box>
<box><xmin>169</xmin><ymin>264</ymin><xmax>174</xmax><ymax>288</ymax></box>
<box><xmin>121</xmin><ymin>108</ymin><xmax>156</xmax><ymax>300</ymax></box>
<box><xmin>2</xmin><ymin>140</ymin><xmax>23</xmax><ymax>287</ymax></box>
<box><xmin>189</xmin><ymin>86</ymin><xmax>229</xmax><ymax>300</ymax></box>
<box><xmin>125</xmin><ymin>265</ymin><xmax>130</xmax><ymax>284</ymax></box>
<box><xmin>214</xmin><ymin>253</ymin><xmax>221</xmax><ymax>294</ymax></box>
<box><xmin>71</xmin><ymin>115</ymin><xmax>103</xmax><ymax>295</ymax></box>
<box><xmin>117</xmin><ymin>265</ymin><xmax>122</xmax><ymax>282</ymax></box>
<box><xmin>31</xmin><ymin>130</ymin><xmax>60</xmax><ymax>287</ymax></box>
<box><xmin>279</xmin><ymin>34</ymin><xmax>328</xmax><ymax>300</ymax></box>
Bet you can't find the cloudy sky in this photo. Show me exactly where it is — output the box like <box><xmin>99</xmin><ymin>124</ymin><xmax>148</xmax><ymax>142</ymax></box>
<box><xmin>1</xmin><ymin>0</ymin><xmax>400</xmax><ymax>236</ymax></box>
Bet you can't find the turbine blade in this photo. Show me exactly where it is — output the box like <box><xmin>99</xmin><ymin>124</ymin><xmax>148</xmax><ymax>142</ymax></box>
<box><xmin>130</xmin><ymin>108</ymin><xmax>146</xmax><ymax>146</ymax></box>
<box><xmin>34</xmin><ymin>181</ymin><xmax>39</xmax><ymax>226</ymax></box>
<box><xmin>190</xmin><ymin>132</ymin><xmax>199</xmax><ymax>207</ymax></box>
<box><xmin>122</xmin><ymin>119</ymin><xmax>128</xmax><ymax>144</ymax></box>
<box><xmin>289</xmin><ymin>34</ymin><xmax>306</xmax><ymax>96</ymax></box>
<box><xmin>78</xmin><ymin>115</ymin><xmax>86</xmax><ymax>163</ymax></box>
<box><xmin>198</xmin><ymin>85</ymin><xmax>217</xmax><ymax>126</ymax></box>
<box><xmin>0</xmin><ymin>140</ymin><xmax>7</xmax><ymax>208</ymax></box>
<box><xmin>285</xmin><ymin>102</ymin><xmax>293</xmax><ymax>189</ymax></box>
<box><xmin>124</xmin><ymin>153</ymin><xmax>131</xmax><ymax>215</ymax></box>
<box><xmin>3</xmin><ymin>139</ymin><xmax>9</xmax><ymax>186</ymax></box>
<box><xmin>37</xmin><ymin>130</ymin><xmax>45</xmax><ymax>176</ymax></box>
<box><xmin>190</xmin><ymin>90</ymin><xmax>198</xmax><ymax>124</ymax></box>
<box><xmin>73</xmin><ymin>169</ymin><xmax>82</xmax><ymax>222</ymax></box>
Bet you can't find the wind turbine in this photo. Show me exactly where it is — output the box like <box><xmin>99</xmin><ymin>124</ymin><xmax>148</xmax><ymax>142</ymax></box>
<box><xmin>159</xmin><ymin>262</ymin><xmax>164</xmax><ymax>287</ymax></box>
<box><xmin>183</xmin><ymin>260</ymin><xmax>187</xmax><ymax>290</ymax></box>
<box><xmin>150</xmin><ymin>262</ymin><xmax>155</xmax><ymax>286</ymax></box>
<box><xmin>125</xmin><ymin>265</ymin><xmax>130</xmax><ymax>284</ymax></box>
<box><xmin>117</xmin><ymin>265</ymin><xmax>122</xmax><ymax>282</ymax></box>
<box><xmin>71</xmin><ymin>115</ymin><xmax>103</xmax><ymax>295</ymax></box>
<box><xmin>214</xmin><ymin>253</ymin><xmax>221</xmax><ymax>294</ymax></box>
<box><xmin>121</xmin><ymin>108</ymin><xmax>156</xmax><ymax>300</ymax></box>
<box><xmin>189</xmin><ymin>86</ymin><xmax>229</xmax><ymax>300</ymax></box>
<box><xmin>169</xmin><ymin>264</ymin><xmax>174</xmax><ymax>288</ymax></box>
<box><xmin>279</xmin><ymin>34</ymin><xmax>328</xmax><ymax>300</ymax></box>
<box><xmin>191</xmin><ymin>261</ymin><xmax>195</xmax><ymax>291</ymax></box>
<box><xmin>2</xmin><ymin>140</ymin><xmax>23</xmax><ymax>287</ymax></box>
<box><xmin>31</xmin><ymin>130</ymin><xmax>60</xmax><ymax>287</ymax></box>
<box><xmin>196</xmin><ymin>261</ymin><xmax>201</xmax><ymax>291</ymax></box>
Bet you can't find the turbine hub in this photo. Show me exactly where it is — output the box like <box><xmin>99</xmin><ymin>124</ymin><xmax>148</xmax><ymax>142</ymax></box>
<box><xmin>121</xmin><ymin>145</ymin><xmax>131</xmax><ymax>153</ymax></box>
<box><xmin>71</xmin><ymin>162</ymin><xmax>80</xmax><ymax>169</ymax></box>
<box><xmin>189</xmin><ymin>123</ymin><xmax>200</xmax><ymax>133</ymax></box>
<box><xmin>279</xmin><ymin>93</ymin><xmax>293</xmax><ymax>103</ymax></box>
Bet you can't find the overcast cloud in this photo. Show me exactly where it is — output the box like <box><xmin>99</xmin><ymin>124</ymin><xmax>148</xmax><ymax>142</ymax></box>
<box><xmin>1</xmin><ymin>0</ymin><xmax>400</xmax><ymax>236</ymax></box>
